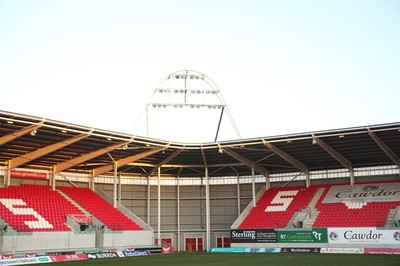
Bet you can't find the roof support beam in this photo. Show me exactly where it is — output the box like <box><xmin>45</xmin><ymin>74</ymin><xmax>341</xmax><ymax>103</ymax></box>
<box><xmin>263</xmin><ymin>140</ymin><xmax>310</xmax><ymax>187</ymax></box>
<box><xmin>312</xmin><ymin>134</ymin><xmax>354</xmax><ymax>185</ymax></box>
<box><xmin>8</xmin><ymin>131</ymin><xmax>92</xmax><ymax>169</ymax></box>
<box><xmin>368</xmin><ymin>128</ymin><xmax>400</xmax><ymax>167</ymax></box>
<box><xmin>92</xmin><ymin>147</ymin><xmax>164</xmax><ymax>177</ymax></box>
<box><xmin>263</xmin><ymin>140</ymin><xmax>309</xmax><ymax>174</ymax></box>
<box><xmin>53</xmin><ymin>140</ymin><xmax>132</xmax><ymax>173</ymax></box>
<box><xmin>148</xmin><ymin>149</ymin><xmax>183</xmax><ymax>176</ymax></box>
<box><xmin>312</xmin><ymin>134</ymin><xmax>353</xmax><ymax>170</ymax></box>
<box><xmin>222</xmin><ymin>147</ymin><xmax>270</xmax><ymax>178</ymax></box>
<box><xmin>0</xmin><ymin>121</ymin><xmax>44</xmax><ymax>146</ymax></box>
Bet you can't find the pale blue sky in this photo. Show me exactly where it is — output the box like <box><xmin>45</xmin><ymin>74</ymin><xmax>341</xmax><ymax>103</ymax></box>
<box><xmin>1</xmin><ymin>0</ymin><xmax>399</xmax><ymax>142</ymax></box>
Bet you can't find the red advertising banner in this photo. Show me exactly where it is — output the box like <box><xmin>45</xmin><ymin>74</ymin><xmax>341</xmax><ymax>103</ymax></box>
<box><xmin>70</xmin><ymin>215</ymin><xmax>93</xmax><ymax>225</ymax></box>
<box><xmin>11</xmin><ymin>170</ymin><xmax>47</xmax><ymax>180</ymax></box>
<box><xmin>26</xmin><ymin>253</ymin><xmax>38</xmax><ymax>257</ymax></box>
<box><xmin>364</xmin><ymin>248</ymin><xmax>400</xmax><ymax>255</ymax></box>
<box><xmin>1</xmin><ymin>254</ymin><xmax>14</xmax><ymax>259</ymax></box>
<box><xmin>50</xmin><ymin>254</ymin><xmax>88</xmax><ymax>262</ymax></box>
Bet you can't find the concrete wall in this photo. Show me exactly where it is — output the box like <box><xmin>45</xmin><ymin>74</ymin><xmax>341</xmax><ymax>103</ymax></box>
<box><xmin>95</xmin><ymin>229</ymin><xmax>153</xmax><ymax>248</ymax></box>
<box><xmin>1</xmin><ymin>231</ymin><xmax>95</xmax><ymax>253</ymax></box>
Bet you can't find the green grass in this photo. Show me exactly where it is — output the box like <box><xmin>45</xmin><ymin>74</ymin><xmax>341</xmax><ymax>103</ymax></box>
<box><xmin>57</xmin><ymin>252</ymin><xmax>399</xmax><ymax>266</ymax></box>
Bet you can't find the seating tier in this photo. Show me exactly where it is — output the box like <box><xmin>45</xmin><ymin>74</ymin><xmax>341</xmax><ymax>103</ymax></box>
<box><xmin>0</xmin><ymin>185</ymin><xmax>84</xmax><ymax>232</ymax></box>
<box><xmin>239</xmin><ymin>186</ymin><xmax>318</xmax><ymax>229</ymax></box>
<box><xmin>313</xmin><ymin>182</ymin><xmax>400</xmax><ymax>228</ymax></box>
<box><xmin>57</xmin><ymin>186</ymin><xmax>143</xmax><ymax>231</ymax></box>
<box><xmin>238</xmin><ymin>181</ymin><xmax>400</xmax><ymax>229</ymax></box>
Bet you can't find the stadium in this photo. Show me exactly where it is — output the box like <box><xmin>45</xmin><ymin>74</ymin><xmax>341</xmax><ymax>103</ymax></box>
<box><xmin>0</xmin><ymin>70</ymin><xmax>399</xmax><ymax>266</ymax></box>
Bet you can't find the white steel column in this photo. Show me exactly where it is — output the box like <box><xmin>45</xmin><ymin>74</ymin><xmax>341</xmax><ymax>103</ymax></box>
<box><xmin>265</xmin><ymin>171</ymin><xmax>270</xmax><ymax>190</ymax></box>
<box><xmin>90</xmin><ymin>170</ymin><xmax>95</xmax><ymax>191</ymax></box>
<box><xmin>113</xmin><ymin>162</ymin><xmax>117</xmax><ymax>208</ymax></box>
<box><xmin>118</xmin><ymin>174</ymin><xmax>122</xmax><ymax>204</ymax></box>
<box><xmin>252</xmin><ymin>167</ymin><xmax>256</xmax><ymax>207</ymax></box>
<box><xmin>205</xmin><ymin>168</ymin><xmax>210</xmax><ymax>252</ymax></box>
<box><xmin>177</xmin><ymin>175</ymin><xmax>181</xmax><ymax>252</ymax></box>
<box><xmin>350</xmin><ymin>170</ymin><xmax>355</xmax><ymax>185</ymax></box>
<box><xmin>50</xmin><ymin>166</ymin><xmax>56</xmax><ymax>190</ymax></box>
<box><xmin>157</xmin><ymin>167</ymin><xmax>161</xmax><ymax>245</ymax></box>
<box><xmin>5</xmin><ymin>160</ymin><xmax>11</xmax><ymax>186</ymax></box>
<box><xmin>306</xmin><ymin>172</ymin><xmax>310</xmax><ymax>188</ymax></box>
<box><xmin>147</xmin><ymin>176</ymin><xmax>151</xmax><ymax>225</ymax></box>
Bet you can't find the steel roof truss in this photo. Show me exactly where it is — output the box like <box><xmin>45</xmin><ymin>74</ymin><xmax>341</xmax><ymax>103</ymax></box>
<box><xmin>92</xmin><ymin>147</ymin><xmax>164</xmax><ymax>177</ymax></box>
<box><xmin>9</xmin><ymin>131</ymin><xmax>91</xmax><ymax>169</ymax></box>
<box><xmin>368</xmin><ymin>129</ymin><xmax>400</xmax><ymax>167</ymax></box>
<box><xmin>148</xmin><ymin>149</ymin><xmax>183</xmax><ymax>176</ymax></box>
<box><xmin>54</xmin><ymin>141</ymin><xmax>133</xmax><ymax>173</ymax></box>
<box><xmin>222</xmin><ymin>147</ymin><xmax>270</xmax><ymax>177</ymax></box>
<box><xmin>312</xmin><ymin>134</ymin><xmax>353</xmax><ymax>171</ymax></box>
<box><xmin>0</xmin><ymin>121</ymin><xmax>44</xmax><ymax>146</ymax></box>
<box><xmin>263</xmin><ymin>140</ymin><xmax>309</xmax><ymax>174</ymax></box>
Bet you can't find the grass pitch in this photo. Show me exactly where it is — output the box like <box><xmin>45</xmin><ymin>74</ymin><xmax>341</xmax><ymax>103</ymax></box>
<box><xmin>58</xmin><ymin>252</ymin><xmax>399</xmax><ymax>266</ymax></box>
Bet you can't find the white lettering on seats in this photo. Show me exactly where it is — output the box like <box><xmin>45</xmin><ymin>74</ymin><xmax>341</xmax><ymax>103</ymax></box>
<box><xmin>0</xmin><ymin>198</ymin><xmax>53</xmax><ymax>229</ymax></box>
<box><xmin>265</xmin><ymin>190</ymin><xmax>299</xmax><ymax>212</ymax></box>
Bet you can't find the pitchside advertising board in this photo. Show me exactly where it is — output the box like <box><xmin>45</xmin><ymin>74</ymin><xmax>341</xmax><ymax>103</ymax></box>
<box><xmin>211</xmin><ymin>247</ymin><xmax>281</xmax><ymax>253</ymax></box>
<box><xmin>231</xmin><ymin>228</ymin><xmax>328</xmax><ymax>244</ymax></box>
<box><xmin>86</xmin><ymin>252</ymin><xmax>119</xmax><ymax>259</ymax></box>
<box><xmin>278</xmin><ymin>228</ymin><xmax>328</xmax><ymax>243</ymax></box>
<box><xmin>281</xmin><ymin>247</ymin><xmax>321</xmax><ymax>253</ymax></box>
<box><xmin>0</xmin><ymin>256</ymin><xmax>51</xmax><ymax>265</ymax></box>
<box><xmin>328</xmin><ymin>227</ymin><xmax>400</xmax><ymax>245</ymax></box>
<box><xmin>231</xmin><ymin>229</ymin><xmax>277</xmax><ymax>243</ymax></box>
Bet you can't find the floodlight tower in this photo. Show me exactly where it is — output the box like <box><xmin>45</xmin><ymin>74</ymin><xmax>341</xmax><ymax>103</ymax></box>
<box><xmin>136</xmin><ymin>70</ymin><xmax>241</xmax><ymax>142</ymax></box>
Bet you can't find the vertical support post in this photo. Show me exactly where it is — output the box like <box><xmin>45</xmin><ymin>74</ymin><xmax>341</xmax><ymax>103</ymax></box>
<box><xmin>205</xmin><ymin>167</ymin><xmax>210</xmax><ymax>252</ymax></box>
<box><xmin>200</xmin><ymin>177</ymin><xmax>204</xmax><ymax>228</ymax></box>
<box><xmin>252</xmin><ymin>167</ymin><xmax>256</xmax><ymax>207</ymax></box>
<box><xmin>147</xmin><ymin>176</ymin><xmax>151</xmax><ymax>225</ymax></box>
<box><xmin>113</xmin><ymin>162</ymin><xmax>117</xmax><ymax>208</ymax></box>
<box><xmin>51</xmin><ymin>166</ymin><xmax>56</xmax><ymax>191</ymax></box>
<box><xmin>305</xmin><ymin>171</ymin><xmax>310</xmax><ymax>188</ymax></box>
<box><xmin>177</xmin><ymin>175</ymin><xmax>181</xmax><ymax>252</ymax></box>
<box><xmin>157</xmin><ymin>167</ymin><xmax>161</xmax><ymax>245</ymax></box>
<box><xmin>118</xmin><ymin>174</ymin><xmax>122</xmax><ymax>204</ymax></box>
<box><xmin>350</xmin><ymin>169</ymin><xmax>355</xmax><ymax>185</ymax></box>
<box><xmin>5</xmin><ymin>160</ymin><xmax>11</xmax><ymax>186</ymax></box>
<box><xmin>265</xmin><ymin>171</ymin><xmax>270</xmax><ymax>190</ymax></box>
<box><xmin>90</xmin><ymin>170</ymin><xmax>95</xmax><ymax>191</ymax></box>
<box><xmin>236</xmin><ymin>174</ymin><xmax>241</xmax><ymax>216</ymax></box>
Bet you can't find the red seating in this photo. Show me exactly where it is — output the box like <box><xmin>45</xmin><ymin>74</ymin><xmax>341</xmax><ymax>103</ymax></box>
<box><xmin>239</xmin><ymin>186</ymin><xmax>318</xmax><ymax>229</ymax></box>
<box><xmin>238</xmin><ymin>181</ymin><xmax>400</xmax><ymax>229</ymax></box>
<box><xmin>313</xmin><ymin>181</ymin><xmax>400</xmax><ymax>228</ymax></box>
<box><xmin>0</xmin><ymin>184</ymin><xmax>84</xmax><ymax>232</ymax></box>
<box><xmin>57</xmin><ymin>186</ymin><xmax>143</xmax><ymax>231</ymax></box>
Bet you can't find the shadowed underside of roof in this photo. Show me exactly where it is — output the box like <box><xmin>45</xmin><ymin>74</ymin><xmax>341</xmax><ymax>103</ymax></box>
<box><xmin>0</xmin><ymin>110</ymin><xmax>399</xmax><ymax>179</ymax></box>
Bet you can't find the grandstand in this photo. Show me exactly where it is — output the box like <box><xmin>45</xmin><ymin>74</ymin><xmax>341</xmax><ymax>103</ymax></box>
<box><xmin>1</xmin><ymin>68</ymin><xmax>400</xmax><ymax>257</ymax></box>
<box><xmin>1</xmin><ymin>108</ymin><xmax>399</xmax><ymax>257</ymax></box>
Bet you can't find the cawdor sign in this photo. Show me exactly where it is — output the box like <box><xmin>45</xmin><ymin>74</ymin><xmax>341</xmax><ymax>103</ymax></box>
<box><xmin>328</xmin><ymin>227</ymin><xmax>400</xmax><ymax>245</ymax></box>
<box><xmin>322</xmin><ymin>183</ymin><xmax>400</xmax><ymax>204</ymax></box>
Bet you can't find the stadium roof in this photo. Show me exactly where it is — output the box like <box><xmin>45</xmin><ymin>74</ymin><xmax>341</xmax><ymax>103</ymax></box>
<box><xmin>1</xmin><ymin>110</ymin><xmax>400</xmax><ymax>179</ymax></box>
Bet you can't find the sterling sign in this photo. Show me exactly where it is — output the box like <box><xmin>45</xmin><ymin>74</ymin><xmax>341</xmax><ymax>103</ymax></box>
<box><xmin>231</xmin><ymin>229</ymin><xmax>277</xmax><ymax>243</ymax></box>
<box><xmin>322</xmin><ymin>183</ymin><xmax>400</xmax><ymax>204</ymax></box>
